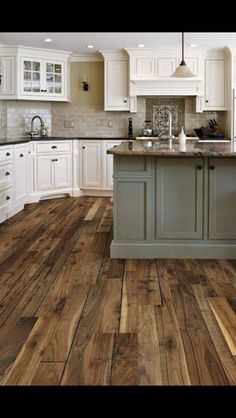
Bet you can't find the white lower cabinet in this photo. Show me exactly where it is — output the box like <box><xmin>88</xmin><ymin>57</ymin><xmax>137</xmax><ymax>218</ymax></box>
<box><xmin>54</xmin><ymin>155</ymin><xmax>71</xmax><ymax>189</ymax></box>
<box><xmin>14</xmin><ymin>144</ymin><xmax>29</xmax><ymax>207</ymax></box>
<box><xmin>35</xmin><ymin>154</ymin><xmax>72</xmax><ymax>192</ymax></box>
<box><xmin>80</xmin><ymin>139</ymin><xmax>122</xmax><ymax>191</ymax></box>
<box><xmin>36</xmin><ymin>155</ymin><xmax>54</xmax><ymax>191</ymax></box>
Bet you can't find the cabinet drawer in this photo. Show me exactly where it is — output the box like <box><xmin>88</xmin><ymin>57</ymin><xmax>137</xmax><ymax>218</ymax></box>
<box><xmin>0</xmin><ymin>163</ymin><xmax>13</xmax><ymax>192</ymax></box>
<box><xmin>0</xmin><ymin>186</ymin><xmax>14</xmax><ymax>215</ymax></box>
<box><xmin>36</xmin><ymin>141</ymin><xmax>72</xmax><ymax>154</ymax></box>
<box><xmin>0</xmin><ymin>147</ymin><xmax>13</xmax><ymax>163</ymax></box>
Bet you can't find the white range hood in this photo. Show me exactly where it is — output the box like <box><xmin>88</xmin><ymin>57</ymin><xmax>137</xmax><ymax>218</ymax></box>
<box><xmin>130</xmin><ymin>77</ymin><xmax>203</xmax><ymax>97</ymax></box>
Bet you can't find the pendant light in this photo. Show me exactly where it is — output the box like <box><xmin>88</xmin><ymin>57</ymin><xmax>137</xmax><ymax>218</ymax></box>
<box><xmin>170</xmin><ymin>32</ymin><xmax>196</xmax><ymax>78</ymax></box>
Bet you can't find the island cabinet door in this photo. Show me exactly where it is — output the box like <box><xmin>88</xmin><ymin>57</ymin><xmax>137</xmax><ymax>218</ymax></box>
<box><xmin>114</xmin><ymin>178</ymin><xmax>152</xmax><ymax>242</ymax></box>
<box><xmin>208</xmin><ymin>158</ymin><xmax>236</xmax><ymax>239</ymax></box>
<box><xmin>156</xmin><ymin>158</ymin><xmax>204</xmax><ymax>239</ymax></box>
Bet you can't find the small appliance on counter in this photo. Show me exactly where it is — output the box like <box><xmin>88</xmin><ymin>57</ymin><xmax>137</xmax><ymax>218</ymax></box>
<box><xmin>141</xmin><ymin>120</ymin><xmax>154</xmax><ymax>137</ymax></box>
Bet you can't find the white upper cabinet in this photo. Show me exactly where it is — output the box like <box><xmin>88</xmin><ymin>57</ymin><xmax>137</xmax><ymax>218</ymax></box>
<box><xmin>20</xmin><ymin>57</ymin><xmax>66</xmax><ymax>99</ymax></box>
<box><xmin>136</xmin><ymin>58</ymin><xmax>156</xmax><ymax>78</ymax></box>
<box><xmin>0</xmin><ymin>46</ymin><xmax>70</xmax><ymax>102</ymax></box>
<box><xmin>0</xmin><ymin>56</ymin><xmax>16</xmax><ymax>97</ymax></box>
<box><xmin>100</xmin><ymin>51</ymin><xmax>129</xmax><ymax>111</ymax></box>
<box><xmin>158</xmin><ymin>58</ymin><xmax>176</xmax><ymax>76</ymax></box>
<box><xmin>205</xmin><ymin>59</ymin><xmax>226</xmax><ymax>110</ymax></box>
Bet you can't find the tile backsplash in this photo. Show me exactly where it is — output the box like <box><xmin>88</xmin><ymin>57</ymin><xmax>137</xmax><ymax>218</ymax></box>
<box><xmin>0</xmin><ymin>97</ymin><xmax>227</xmax><ymax>139</ymax></box>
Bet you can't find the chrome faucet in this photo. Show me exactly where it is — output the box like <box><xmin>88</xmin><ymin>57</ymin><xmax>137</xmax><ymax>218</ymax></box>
<box><xmin>29</xmin><ymin>115</ymin><xmax>46</xmax><ymax>138</ymax></box>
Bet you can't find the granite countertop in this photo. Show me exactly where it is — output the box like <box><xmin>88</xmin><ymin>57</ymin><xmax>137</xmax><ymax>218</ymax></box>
<box><xmin>107</xmin><ymin>139</ymin><xmax>236</xmax><ymax>157</ymax></box>
<box><xmin>0</xmin><ymin>136</ymin><xmax>130</xmax><ymax>146</ymax></box>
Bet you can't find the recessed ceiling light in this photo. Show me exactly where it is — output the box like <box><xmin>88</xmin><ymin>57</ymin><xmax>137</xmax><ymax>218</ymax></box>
<box><xmin>87</xmin><ymin>45</ymin><xmax>94</xmax><ymax>49</ymax></box>
<box><xmin>44</xmin><ymin>38</ymin><xmax>52</xmax><ymax>43</ymax></box>
<box><xmin>138</xmin><ymin>44</ymin><xmax>145</xmax><ymax>48</ymax></box>
<box><xmin>190</xmin><ymin>43</ymin><xmax>197</xmax><ymax>47</ymax></box>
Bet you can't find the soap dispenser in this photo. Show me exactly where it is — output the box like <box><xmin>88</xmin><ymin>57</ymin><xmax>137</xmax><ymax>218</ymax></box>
<box><xmin>178</xmin><ymin>127</ymin><xmax>186</xmax><ymax>144</ymax></box>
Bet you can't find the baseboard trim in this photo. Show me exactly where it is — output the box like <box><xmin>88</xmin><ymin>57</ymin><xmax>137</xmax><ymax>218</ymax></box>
<box><xmin>110</xmin><ymin>241</ymin><xmax>236</xmax><ymax>259</ymax></box>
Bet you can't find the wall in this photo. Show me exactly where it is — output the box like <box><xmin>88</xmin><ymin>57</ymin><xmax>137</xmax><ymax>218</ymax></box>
<box><xmin>0</xmin><ymin>61</ymin><xmax>227</xmax><ymax>138</ymax></box>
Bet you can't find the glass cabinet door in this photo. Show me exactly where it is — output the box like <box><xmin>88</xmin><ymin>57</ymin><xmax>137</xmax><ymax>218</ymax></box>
<box><xmin>23</xmin><ymin>59</ymin><xmax>42</xmax><ymax>93</ymax></box>
<box><xmin>45</xmin><ymin>62</ymin><xmax>63</xmax><ymax>94</ymax></box>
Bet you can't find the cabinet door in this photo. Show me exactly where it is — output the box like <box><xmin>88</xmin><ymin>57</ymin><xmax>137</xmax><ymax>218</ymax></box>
<box><xmin>205</xmin><ymin>60</ymin><xmax>225</xmax><ymax>109</ymax></box>
<box><xmin>0</xmin><ymin>56</ymin><xmax>15</xmax><ymax>96</ymax></box>
<box><xmin>136</xmin><ymin>58</ymin><xmax>156</xmax><ymax>78</ymax></box>
<box><xmin>54</xmin><ymin>154</ymin><xmax>72</xmax><ymax>189</ymax></box>
<box><xmin>81</xmin><ymin>142</ymin><xmax>102</xmax><ymax>188</ymax></box>
<box><xmin>14</xmin><ymin>146</ymin><xmax>28</xmax><ymax>206</ymax></box>
<box><xmin>36</xmin><ymin>155</ymin><xmax>54</xmax><ymax>191</ymax></box>
<box><xmin>106</xmin><ymin>141</ymin><xmax>121</xmax><ymax>188</ymax></box>
<box><xmin>44</xmin><ymin>60</ymin><xmax>65</xmax><ymax>97</ymax></box>
<box><xmin>21</xmin><ymin>57</ymin><xmax>43</xmax><ymax>95</ymax></box>
<box><xmin>156</xmin><ymin>158</ymin><xmax>203</xmax><ymax>239</ymax></box>
<box><xmin>105</xmin><ymin>60</ymin><xmax>129</xmax><ymax>110</ymax></box>
<box><xmin>209</xmin><ymin>159</ymin><xmax>236</xmax><ymax>239</ymax></box>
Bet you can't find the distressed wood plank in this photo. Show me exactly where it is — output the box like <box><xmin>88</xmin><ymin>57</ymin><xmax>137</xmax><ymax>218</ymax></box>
<box><xmin>31</xmin><ymin>362</ymin><xmax>65</xmax><ymax>386</ymax></box>
<box><xmin>208</xmin><ymin>297</ymin><xmax>236</xmax><ymax>356</ymax></box>
<box><xmin>111</xmin><ymin>333</ymin><xmax>138</xmax><ymax>386</ymax></box>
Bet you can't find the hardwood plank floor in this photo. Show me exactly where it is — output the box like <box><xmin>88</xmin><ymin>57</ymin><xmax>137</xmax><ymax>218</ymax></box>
<box><xmin>0</xmin><ymin>196</ymin><xmax>236</xmax><ymax>385</ymax></box>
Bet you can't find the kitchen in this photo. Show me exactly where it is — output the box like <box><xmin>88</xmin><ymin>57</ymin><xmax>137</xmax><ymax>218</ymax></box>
<box><xmin>0</xmin><ymin>32</ymin><xmax>236</xmax><ymax>387</ymax></box>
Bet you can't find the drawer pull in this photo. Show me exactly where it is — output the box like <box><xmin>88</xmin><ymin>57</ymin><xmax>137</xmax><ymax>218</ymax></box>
<box><xmin>197</xmin><ymin>165</ymin><xmax>202</xmax><ymax>170</ymax></box>
<box><xmin>5</xmin><ymin>172</ymin><xmax>10</xmax><ymax>176</ymax></box>
<box><xmin>6</xmin><ymin>152</ymin><xmax>11</xmax><ymax>156</ymax></box>
<box><xmin>209</xmin><ymin>165</ymin><xmax>215</xmax><ymax>170</ymax></box>
<box><xmin>6</xmin><ymin>196</ymin><xmax>10</xmax><ymax>200</ymax></box>
<box><xmin>20</xmin><ymin>153</ymin><xmax>24</xmax><ymax>157</ymax></box>
<box><xmin>51</xmin><ymin>145</ymin><xmax>57</xmax><ymax>149</ymax></box>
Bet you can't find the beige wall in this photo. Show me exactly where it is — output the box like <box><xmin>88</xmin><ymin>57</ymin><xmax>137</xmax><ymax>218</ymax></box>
<box><xmin>70</xmin><ymin>62</ymin><xmax>104</xmax><ymax>107</ymax></box>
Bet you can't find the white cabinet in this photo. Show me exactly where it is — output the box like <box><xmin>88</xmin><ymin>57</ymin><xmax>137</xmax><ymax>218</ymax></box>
<box><xmin>30</xmin><ymin>140</ymin><xmax>72</xmax><ymax>198</ymax></box>
<box><xmin>80</xmin><ymin>139</ymin><xmax>122</xmax><ymax>191</ymax></box>
<box><xmin>136</xmin><ymin>58</ymin><xmax>156</xmax><ymax>78</ymax></box>
<box><xmin>205</xmin><ymin>59</ymin><xmax>226</xmax><ymax>110</ymax></box>
<box><xmin>100</xmin><ymin>51</ymin><xmax>129</xmax><ymax>111</ymax></box>
<box><xmin>36</xmin><ymin>155</ymin><xmax>54</xmax><ymax>191</ymax></box>
<box><xmin>0</xmin><ymin>46</ymin><xmax>70</xmax><ymax>102</ymax></box>
<box><xmin>0</xmin><ymin>56</ymin><xmax>16</xmax><ymax>97</ymax></box>
<box><xmin>20</xmin><ymin>57</ymin><xmax>66</xmax><ymax>100</ymax></box>
<box><xmin>106</xmin><ymin>141</ymin><xmax>121</xmax><ymax>188</ymax></box>
<box><xmin>14</xmin><ymin>144</ymin><xmax>29</xmax><ymax>208</ymax></box>
<box><xmin>80</xmin><ymin>141</ymin><xmax>103</xmax><ymax>188</ymax></box>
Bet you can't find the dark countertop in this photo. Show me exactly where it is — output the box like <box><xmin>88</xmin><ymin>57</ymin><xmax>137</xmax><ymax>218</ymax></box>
<box><xmin>107</xmin><ymin>139</ymin><xmax>236</xmax><ymax>157</ymax></box>
<box><xmin>0</xmin><ymin>136</ymin><xmax>129</xmax><ymax>146</ymax></box>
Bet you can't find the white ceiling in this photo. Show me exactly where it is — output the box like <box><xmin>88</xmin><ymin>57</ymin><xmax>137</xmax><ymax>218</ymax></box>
<box><xmin>1</xmin><ymin>32</ymin><xmax>236</xmax><ymax>54</ymax></box>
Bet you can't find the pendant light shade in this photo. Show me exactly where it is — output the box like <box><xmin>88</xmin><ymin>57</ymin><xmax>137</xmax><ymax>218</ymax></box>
<box><xmin>170</xmin><ymin>32</ymin><xmax>196</xmax><ymax>78</ymax></box>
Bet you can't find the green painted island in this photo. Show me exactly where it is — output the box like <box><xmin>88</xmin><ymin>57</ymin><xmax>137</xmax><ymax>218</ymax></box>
<box><xmin>107</xmin><ymin>140</ymin><xmax>236</xmax><ymax>259</ymax></box>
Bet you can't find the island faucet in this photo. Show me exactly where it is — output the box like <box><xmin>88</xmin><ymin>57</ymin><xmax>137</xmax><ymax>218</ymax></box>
<box><xmin>29</xmin><ymin>115</ymin><xmax>46</xmax><ymax>138</ymax></box>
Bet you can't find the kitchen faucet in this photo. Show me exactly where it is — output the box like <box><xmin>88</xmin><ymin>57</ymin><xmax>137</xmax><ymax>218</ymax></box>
<box><xmin>29</xmin><ymin>115</ymin><xmax>46</xmax><ymax>138</ymax></box>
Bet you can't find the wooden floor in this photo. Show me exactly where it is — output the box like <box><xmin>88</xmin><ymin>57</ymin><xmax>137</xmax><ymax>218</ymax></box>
<box><xmin>0</xmin><ymin>196</ymin><xmax>236</xmax><ymax>385</ymax></box>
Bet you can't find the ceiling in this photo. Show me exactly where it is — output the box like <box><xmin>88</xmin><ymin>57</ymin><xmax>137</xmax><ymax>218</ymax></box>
<box><xmin>1</xmin><ymin>32</ymin><xmax>236</xmax><ymax>54</ymax></box>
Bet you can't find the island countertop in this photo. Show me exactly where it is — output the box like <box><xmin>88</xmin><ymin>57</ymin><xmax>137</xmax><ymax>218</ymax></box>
<box><xmin>107</xmin><ymin>139</ymin><xmax>236</xmax><ymax>157</ymax></box>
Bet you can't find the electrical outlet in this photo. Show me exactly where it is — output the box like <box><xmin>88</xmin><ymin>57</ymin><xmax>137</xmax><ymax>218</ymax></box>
<box><xmin>64</xmin><ymin>120</ymin><xmax>74</xmax><ymax>128</ymax></box>
<box><xmin>108</xmin><ymin>120</ymin><xmax>113</xmax><ymax>128</ymax></box>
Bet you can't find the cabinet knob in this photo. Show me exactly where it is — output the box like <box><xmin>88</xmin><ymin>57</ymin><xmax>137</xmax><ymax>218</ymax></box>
<box><xmin>40</xmin><ymin>89</ymin><xmax>44</xmax><ymax>92</ymax></box>
<box><xmin>124</xmin><ymin>99</ymin><xmax>127</xmax><ymax>103</ymax></box>
<box><xmin>20</xmin><ymin>153</ymin><xmax>24</xmax><ymax>157</ymax></box>
<box><xmin>51</xmin><ymin>145</ymin><xmax>57</xmax><ymax>149</ymax></box>
<box><xmin>209</xmin><ymin>165</ymin><xmax>215</xmax><ymax>170</ymax></box>
<box><xmin>54</xmin><ymin>158</ymin><xmax>58</xmax><ymax>162</ymax></box>
<box><xmin>5</xmin><ymin>171</ymin><xmax>10</xmax><ymax>176</ymax></box>
<box><xmin>0</xmin><ymin>75</ymin><xmax>2</xmax><ymax>85</ymax></box>
<box><xmin>6</xmin><ymin>196</ymin><xmax>10</xmax><ymax>200</ymax></box>
<box><xmin>205</xmin><ymin>100</ymin><xmax>209</xmax><ymax>103</ymax></box>
<box><xmin>82</xmin><ymin>146</ymin><xmax>85</xmax><ymax>149</ymax></box>
<box><xmin>6</xmin><ymin>152</ymin><xmax>10</xmax><ymax>156</ymax></box>
<box><xmin>197</xmin><ymin>165</ymin><xmax>203</xmax><ymax>170</ymax></box>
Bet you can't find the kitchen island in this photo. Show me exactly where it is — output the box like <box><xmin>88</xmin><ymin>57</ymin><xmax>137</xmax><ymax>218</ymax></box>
<box><xmin>107</xmin><ymin>140</ymin><xmax>236</xmax><ymax>259</ymax></box>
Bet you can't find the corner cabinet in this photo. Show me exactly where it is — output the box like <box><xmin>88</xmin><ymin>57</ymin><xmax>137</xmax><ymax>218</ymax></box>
<box><xmin>100</xmin><ymin>51</ymin><xmax>129</xmax><ymax>111</ymax></box>
<box><xmin>0</xmin><ymin>46</ymin><xmax>70</xmax><ymax>102</ymax></box>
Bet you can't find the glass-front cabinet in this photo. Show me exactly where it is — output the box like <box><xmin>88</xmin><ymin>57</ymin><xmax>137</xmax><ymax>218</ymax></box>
<box><xmin>20</xmin><ymin>57</ymin><xmax>65</xmax><ymax>99</ymax></box>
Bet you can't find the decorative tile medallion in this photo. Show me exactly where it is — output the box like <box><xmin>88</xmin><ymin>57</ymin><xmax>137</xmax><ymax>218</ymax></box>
<box><xmin>146</xmin><ymin>97</ymin><xmax>185</xmax><ymax>135</ymax></box>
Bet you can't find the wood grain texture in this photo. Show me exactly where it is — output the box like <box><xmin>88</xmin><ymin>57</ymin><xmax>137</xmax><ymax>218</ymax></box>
<box><xmin>31</xmin><ymin>362</ymin><xmax>65</xmax><ymax>385</ymax></box>
<box><xmin>1</xmin><ymin>197</ymin><xmax>236</xmax><ymax>385</ymax></box>
<box><xmin>208</xmin><ymin>297</ymin><xmax>236</xmax><ymax>355</ymax></box>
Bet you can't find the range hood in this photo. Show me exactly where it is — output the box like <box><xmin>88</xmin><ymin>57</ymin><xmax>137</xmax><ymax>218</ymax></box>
<box><xmin>130</xmin><ymin>77</ymin><xmax>203</xmax><ymax>97</ymax></box>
